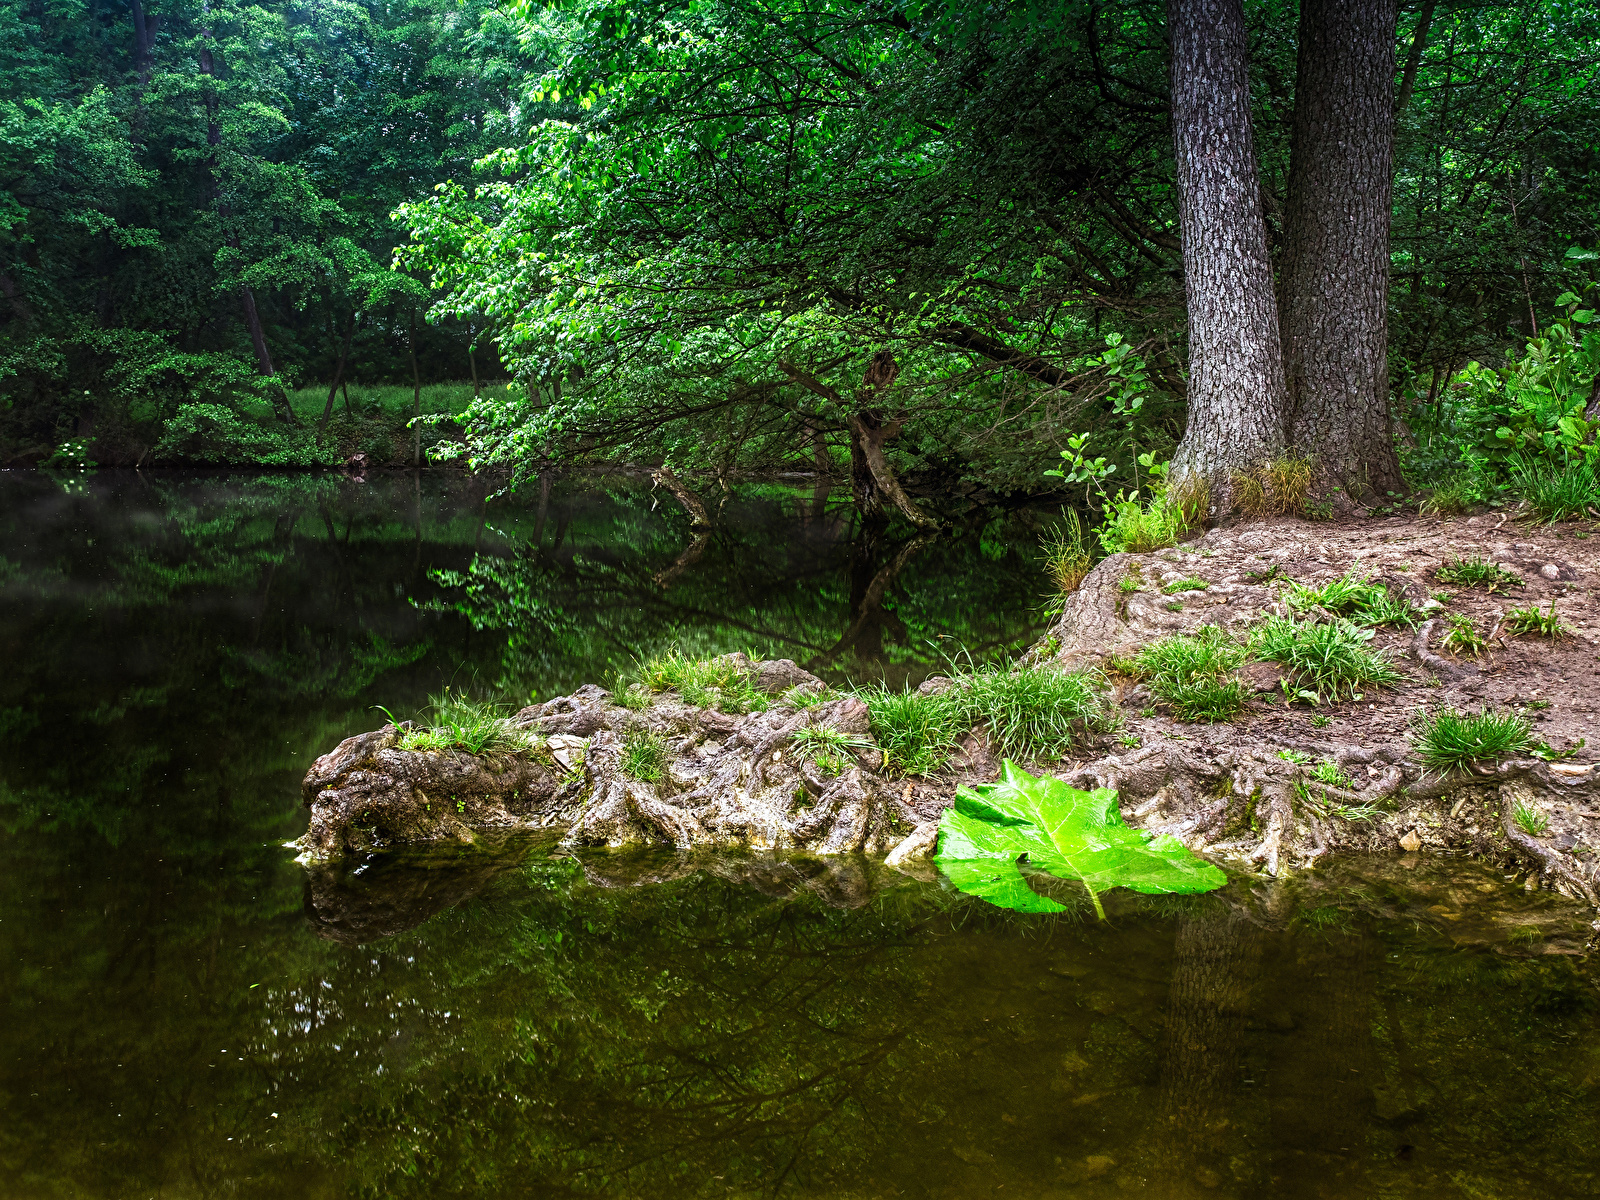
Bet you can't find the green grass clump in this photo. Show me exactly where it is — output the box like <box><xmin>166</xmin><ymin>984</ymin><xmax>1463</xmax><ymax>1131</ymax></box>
<box><xmin>388</xmin><ymin>691</ymin><xmax>540</xmax><ymax>757</ymax></box>
<box><xmin>857</xmin><ymin>686</ymin><xmax>963</xmax><ymax>776</ymax></box>
<box><xmin>783</xmin><ymin>685</ymin><xmax>834</xmax><ymax>709</ymax></box>
<box><xmin>1250</xmin><ymin>616</ymin><xmax>1403</xmax><ymax>701</ymax></box>
<box><xmin>617</xmin><ymin>684</ymin><xmax>653</xmax><ymax>711</ymax></box>
<box><xmin>1311</xmin><ymin>760</ymin><xmax>1353</xmax><ymax>788</ymax></box>
<box><xmin>791</xmin><ymin>725</ymin><xmax>873</xmax><ymax>756</ymax></box>
<box><xmin>620</xmin><ymin>727</ymin><xmax>672</xmax><ymax>782</ymax></box>
<box><xmin>1419</xmin><ymin>473</ymin><xmax>1490</xmax><ymax>517</ymax></box>
<box><xmin>1096</xmin><ymin>482</ymin><xmax>1205</xmax><ymax>555</ymax></box>
<box><xmin>1510</xmin><ymin>456</ymin><xmax>1600</xmax><ymax>523</ymax></box>
<box><xmin>1513</xmin><ymin>798</ymin><xmax>1550</xmax><ymax>837</ymax></box>
<box><xmin>858</xmin><ymin>663</ymin><xmax>1112</xmax><ymax>774</ymax></box>
<box><xmin>1413</xmin><ymin>707</ymin><xmax>1533</xmax><ymax>772</ymax></box>
<box><xmin>950</xmin><ymin>664</ymin><xmax>1113</xmax><ymax>756</ymax></box>
<box><xmin>1287</xmin><ymin>570</ymin><xmax>1418</xmax><ymax>628</ymax></box>
<box><xmin>1041</xmin><ymin>511</ymin><xmax>1094</xmax><ymax>596</ymax></box>
<box><xmin>637</xmin><ymin>649</ymin><xmax>768</xmax><ymax>712</ymax></box>
<box><xmin>1161</xmin><ymin>577</ymin><xmax>1208</xmax><ymax>594</ymax></box>
<box><xmin>1133</xmin><ymin>626</ymin><xmax>1251</xmax><ymax>722</ymax></box>
<box><xmin>1506</xmin><ymin>600</ymin><xmax>1569</xmax><ymax>639</ymax></box>
<box><xmin>1440</xmin><ymin>613</ymin><xmax>1486</xmax><ymax>657</ymax></box>
<box><xmin>1436</xmin><ymin>554</ymin><xmax>1523</xmax><ymax>591</ymax></box>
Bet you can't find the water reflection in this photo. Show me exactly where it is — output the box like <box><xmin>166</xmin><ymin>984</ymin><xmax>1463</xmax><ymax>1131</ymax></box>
<box><xmin>3</xmin><ymin>472</ymin><xmax>1599</xmax><ymax>1199</ymax></box>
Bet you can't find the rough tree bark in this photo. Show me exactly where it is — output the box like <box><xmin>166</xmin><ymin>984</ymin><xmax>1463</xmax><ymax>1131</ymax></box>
<box><xmin>1166</xmin><ymin>0</ymin><xmax>1288</xmax><ymax>504</ymax></box>
<box><xmin>1278</xmin><ymin>0</ymin><xmax>1404</xmax><ymax>499</ymax></box>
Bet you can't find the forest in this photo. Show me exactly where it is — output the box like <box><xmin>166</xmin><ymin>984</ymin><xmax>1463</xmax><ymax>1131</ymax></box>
<box><xmin>3</xmin><ymin>0</ymin><xmax>1597</xmax><ymax>510</ymax></box>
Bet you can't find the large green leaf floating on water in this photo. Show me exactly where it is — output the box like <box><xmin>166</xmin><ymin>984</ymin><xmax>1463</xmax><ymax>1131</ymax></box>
<box><xmin>934</xmin><ymin>760</ymin><xmax>1227</xmax><ymax>917</ymax></box>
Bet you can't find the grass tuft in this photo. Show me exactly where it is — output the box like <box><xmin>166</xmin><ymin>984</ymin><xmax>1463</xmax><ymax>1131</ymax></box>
<box><xmin>1041</xmin><ymin>511</ymin><xmax>1094</xmax><ymax>596</ymax></box>
<box><xmin>1233</xmin><ymin>454</ymin><xmax>1316</xmax><ymax>518</ymax></box>
<box><xmin>1505</xmin><ymin>600</ymin><xmax>1569</xmax><ymax>639</ymax></box>
<box><xmin>637</xmin><ymin>648</ymin><xmax>768</xmax><ymax>713</ymax></box>
<box><xmin>1440</xmin><ymin>613</ymin><xmax>1486</xmax><ymax>657</ymax></box>
<box><xmin>1250</xmin><ymin>616</ymin><xmax>1403</xmax><ymax>700</ymax></box>
<box><xmin>1436</xmin><ymin>554</ymin><xmax>1523</xmax><ymax>591</ymax></box>
<box><xmin>1511</xmin><ymin>456</ymin><xmax>1600</xmax><ymax>523</ymax></box>
<box><xmin>1413</xmin><ymin>707</ymin><xmax>1533</xmax><ymax>772</ymax></box>
<box><xmin>392</xmin><ymin>691</ymin><xmax>540</xmax><ymax>757</ymax></box>
<box><xmin>1096</xmin><ymin>484</ymin><xmax>1202</xmax><ymax>555</ymax></box>
<box><xmin>1133</xmin><ymin>626</ymin><xmax>1251</xmax><ymax>722</ymax></box>
<box><xmin>620</xmin><ymin>727</ymin><xmax>671</xmax><ymax>782</ymax></box>
<box><xmin>857</xmin><ymin>686</ymin><xmax>962</xmax><ymax>777</ymax></box>
<box><xmin>1513</xmin><ymin>798</ymin><xmax>1549</xmax><ymax>837</ymax></box>
<box><xmin>1161</xmin><ymin>577</ymin><xmax>1208</xmax><ymax>594</ymax></box>
<box><xmin>858</xmin><ymin>663</ymin><xmax>1112</xmax><ymax>774</ymax></box>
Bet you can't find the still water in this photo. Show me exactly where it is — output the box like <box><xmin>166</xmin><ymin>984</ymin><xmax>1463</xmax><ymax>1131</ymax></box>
<box><xmin>2</xmin><ymin>471</ymin><xmax>1598</xmax><ymax>1199</ymax></box>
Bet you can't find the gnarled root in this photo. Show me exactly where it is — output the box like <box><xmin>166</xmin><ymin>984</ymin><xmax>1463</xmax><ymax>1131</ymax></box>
<box><xmin>1500</xmin><ymin>779</ymin><xmax>1600</xmax><ymax>904</ymax></box>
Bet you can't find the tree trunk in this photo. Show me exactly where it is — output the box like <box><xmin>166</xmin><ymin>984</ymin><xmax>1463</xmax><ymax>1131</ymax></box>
<box><xmin>410</xmin><ymin>309</ymin><xmax>422</xmax><ymax>467</ymax></box>
<box><xmin>1166</xmin><ymin>0</ymin><xmax>1288</xmax><ymax>503</ymax></box>
<box><xmin>469</xmin><ymin>342</ymin><xmax>479</xmax><ymax>399</ymax></box>
<box><xmin>847</xmin><ymin>414</ymin><xmax>938</xmax><ymax>531</ymax></box>
<box><xmin>651</xmin><ymin>466</ymin><xmax>711</xmax><ymax>528</ymax></box>
<box><xmin>1279</xmin><ymin>0</ymin><xmax>1404</xmax><ymax>501</ymax></box>
<box><xmin>319</xmin><ymin>310</ymin><xmax>358</xmax><ymax>434</ymax></box>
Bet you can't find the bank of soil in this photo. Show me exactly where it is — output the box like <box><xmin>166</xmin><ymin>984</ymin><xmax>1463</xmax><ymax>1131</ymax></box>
<box><xmin>297</xmin><ymin>512</ymin><xmax>1600</xmax><ymax>910</ymax></box>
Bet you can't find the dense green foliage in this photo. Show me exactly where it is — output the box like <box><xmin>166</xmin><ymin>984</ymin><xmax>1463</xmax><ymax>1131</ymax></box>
<box><xmin>5</xmin><ymin>0</ymin><xmax>1600</xmax><ymax>499</ymax></box>
<box><xmin>0</xmin><ymin>0</ymin><xmax>535</xmax><ymax>463</ymax></box>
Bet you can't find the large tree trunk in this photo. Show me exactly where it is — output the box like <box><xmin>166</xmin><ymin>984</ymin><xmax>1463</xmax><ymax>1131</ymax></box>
<box><xmin>1279</xmin><ymin>0</ymin><xmax>1404</xmax><ymax>500</ymax></box>
<box><xmin>1166</xmin><ymin>0</ymin><xmax>1288</xmax><ymax>505</ymax></box>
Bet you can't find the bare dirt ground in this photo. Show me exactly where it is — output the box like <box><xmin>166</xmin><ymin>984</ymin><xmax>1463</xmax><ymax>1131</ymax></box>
<box><xmin>1015</xmin><ymin>511</ymin><xmax>1600</xmax><ymax>905</ymax></box>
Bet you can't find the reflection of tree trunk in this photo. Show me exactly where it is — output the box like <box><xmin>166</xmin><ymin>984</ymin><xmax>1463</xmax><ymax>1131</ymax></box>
<box><xmin>1264</xmin><ymin>927</ymin><xmax>1377</xmax><ymax>1190</ymax></box>
<box><xmin>653</xmin><ymin>534</ymin><xmax>710</xmax><ymax>591</ymax></box>
<box><xmin>1151</xmin><ymin>909</ymin><xmax>1260</xmax><ymax>1197</ymax></box>
<box><xmin>811</xmin><ymin>530</ymin><xmax>932</xmax><ymax>668</ymax></box>
<box><xmin>533</xmin><ymin>473</ymin><xmax>551</xmax><ymax>546</ymax></box>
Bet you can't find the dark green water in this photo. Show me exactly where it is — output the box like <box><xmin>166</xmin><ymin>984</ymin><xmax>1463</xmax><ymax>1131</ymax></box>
<box><xmin>3</xmin><ymin>472</ymin><xmax>1599</xmax><ymax>1199</ymax></box>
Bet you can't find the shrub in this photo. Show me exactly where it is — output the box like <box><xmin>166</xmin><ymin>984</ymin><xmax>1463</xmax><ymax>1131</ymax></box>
<box><xmin>1510</xmin><ymin>456</ymin><xmax>1600</xmax><ymax>523</ymax></box>
<box><xmin>1133</xmin><ymin>626</ymin><xmax>1251</xmax><ymax>722</ymax></box>
<box><xmin>1413</xmin><ymin>707</ymin><xmax>1533</xmax><ymax>772</ymax></box>
<box><xmin>1250</xmin><ymin>616</ymin><xmax>1403</xmax><ymax>700</ymax></box>
<box><xmin>1436</xmin><ymin>554</ymin><xmax>1523</xmax><ymax>591</ymax></box>
<box><xmin>620</xmin><ymin>727</ymin><xmax>671</xmax><ymax>782</ymax></box>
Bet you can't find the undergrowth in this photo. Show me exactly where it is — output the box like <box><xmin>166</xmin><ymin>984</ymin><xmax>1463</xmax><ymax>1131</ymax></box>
<box><xmin>1506</xmin><ymin>600</ymin><xmax>1569</xmax><ymax>638</ymax></box>
<box><xmin>1511</xmin><ymin>455</ymin><xmax>1600</xmax><ymax>523</ymax></box>
<box><xmin>1233</xmin><ymin>454</ymin><xmax>1316</xmax><ymax>518</ymax></box>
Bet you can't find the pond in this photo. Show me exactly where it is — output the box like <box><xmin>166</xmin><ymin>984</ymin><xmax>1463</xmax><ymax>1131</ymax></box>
<box><xmin>2</xmin><ymin>471</ymin><xmax>1598</xmax><ymax>1199</ymax></box>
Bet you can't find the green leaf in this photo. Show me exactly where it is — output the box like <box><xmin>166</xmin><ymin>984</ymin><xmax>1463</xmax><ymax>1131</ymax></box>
<box><xmin>934</xmin><ymin>761</ymin><xmax>1227</xmax><ymax>918</ymax></box>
